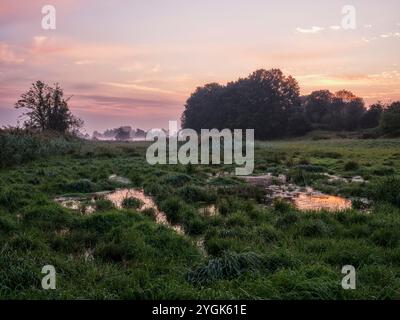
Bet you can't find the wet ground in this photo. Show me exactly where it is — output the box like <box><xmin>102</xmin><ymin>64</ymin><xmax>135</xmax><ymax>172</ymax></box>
<box><xmin>198</xmin><ymin>204</ymin><xmax>218</xmax><ymax>216</ymax></box>
<box><xmin>293</xmin><ymin>193</ymin><xmax>352</xmax><ymax>211</ymax></box>
<box><xmin>242</xmin><ymin>173</ymin><xmax>354</xmax><ymax>212</ymax></box>
<box><xmin>55</xmin><ymin>187</ymin><xmax>184</xmax><ymax>234</ymax></box>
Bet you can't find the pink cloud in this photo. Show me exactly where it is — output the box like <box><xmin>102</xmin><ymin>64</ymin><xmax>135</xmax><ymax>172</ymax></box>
<box><xmin>0</xmin><ymin>43</ymin><xmax>25</xmax><ymax>64</ymax></box>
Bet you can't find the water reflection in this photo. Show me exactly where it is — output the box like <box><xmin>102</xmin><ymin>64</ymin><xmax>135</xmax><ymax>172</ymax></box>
<box><xmin>243</xmin><ymin>173</ymin><xmax>353</xmax><ymax>212</ymax></box>
<box><xmin>198</xmin><ymin>204</ymin><xmax>218</xmax><ymax>216</ymax></box>
<box><xmin>293</xmin><ymin>194</ymin><xmax>352</xmax><ymax>212</ymax></box>
<box><xmin>55</xmin><ymin>189</ymin><xmax>184</xmax><ymax>234</ymax></box>
<box><xmin>104</xmin><ymin>189</ymin><xmax>184</xmax><ymax>234</ymax></box>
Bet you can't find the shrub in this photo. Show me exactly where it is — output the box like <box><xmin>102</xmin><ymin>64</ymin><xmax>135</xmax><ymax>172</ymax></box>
<box><xmin>371</xmin><ymin>228</ymin><xmax>400</xmax><ymax>248</ymax></box>
<box><xmin>296</xmin><ymin>164</ymin><xmax>326</xmax><ymax>173</ymax></box>
<box><xmin>273</xmin><ymin>200</ymin><xmax>294</xmax><ymax>213</ymax></box>
<box><xmin>336</xmin><ymin>211</ymin><xmax>368</xmax><ymax>225</ymax></box>
<box><xmin>352</xmin><ymin>198</ymin><xmax>368</xmax><ymax>210</ymax></box>
<box><xmin>226</xmin><ymin>212</ymin><xmax>250</xmax><ymax>227</ymax></box>
<box><xmin>63</xmin><ymin>179</ymin><xmax>97</xmax><ymax>193</ymax></box>
<box><xmin>8</xmin><ymin>233</ymin><xmax>46</xmax><ymax>252</ymax></box>
<box><xmin>298</xmin><ymin>158</ymin><xmax>310</xmax><ymax>165</ymax></box>
<box><xmin>95</xmin><ymin>199</ymin><xmax>114</xmax><ymax>211</ymax></box>
<box><xmin>95</xmin><ymin>242</ymin><xmax>138</xmax><ymax>263</ymax></box>
<box><xmin>344</xmin><ymin>160</ymin><xmax>359</xmax><ymax>171</ymax></box>
<box><xmin>314</xmin><ymin>151</ymin><xmax>342</xmax><ymax>159</ymax></box>
<box><xmin>372</xmin><ymin>166</ymin><xmax>395</xmax><ymax>176</ymax></box>
<box><xmin>122</xmin><ymin>197</ymin><xmax>143</xmax><ymax>209</ymax></box>
<box><xmin>0</xmin><ymin>250</ymin><xmax>41</xmax><ymax>292</ymax></box>
<box><xmin>142</xmin><ymin>208</ymin><xmax>156</xmax><ymax>220</ymax></box>
<box><xmin>23</xmin><ymin>205</ymin><xmax>75</xmax><ymax>230</ymax></box>
<box><xmin>160</xmin><ymin>197</ymin><xmax>185</xmax><ymax>224</ymax></box>
<box><xmin>0</xmin><ymin>188</ymin><xmax>26</xmax><ymax>211</ymax></box>
<box><xmin>186</xmin><ymin>252</ymin><xmax>263</xmax><ymax>285</ymax></box>
<box><xmin>82</xmin><ymin>213</ymin><xmax>128</xmax><ymax>233</ymax></box>
<box><xmin>323</xmin><ymin>240</ymin><xmax>383</xmax><ymax>267</ymax></box>
<box><xmin>204</xmin><ymin>237</ymin><xmax>236</xmax><ymax>256</ymax></box>
<box><xmin>263</xmin><ymin>250</ymin><xmax>297</xmax><ymax>272</ymax></box>
<box><xmin>179</xmin><ymin>185</ymin><xmax>216</xmax><ymax>203</ymax></box>
<box><xmin>185</xmin><ymin>163</ymin><xmax>196</xmax><ymax>175</ymax></box>
<box><xmin>275</xmin><ymin>212</ymin><xmax>298</xmax><ymax>229</ymax></box>
<box><xmin>128</xmin><ymin>172</ymin><xmax>144</xmax><ymax>186</ymax></box>
<box><xmin>217</xmin><ymin>185</ymin><xmax>266</xmax><ymax>203</ymax></box>
<box><xmin>162</xmin><ymin>174</ymin><xmax>192</xmax><ymax>187</ymax></box>
<box><xmin>184</xmin><ymin>216</ymin><xmax>207</xmax><ymax>236</ymax></box>
<box><xmin>217</xmin><ymin>198</ymin><xmax>230</xmax><ymax>216</ymax></box>
<box><xmin>380</xmin><ymin>101</ymin><xmax>400</xmax><ymax>136</ymax></box>
<box><xmin>368</xmin><ymin>176</ymin><xmax>400</xmax><ymax>207</ymax></box>
<box><xmin>287</xmin><ymin>168</ymin><xmax>319</xmax><ymax>186</ymax></box>
<box><xmin>258</xmin><ymin>225</ymin><xmax>279</xmax><ymax>243</ymax></box>
<box><xmin>0</xmin><ymin>128</ymin><xmax>80</xmax><ymax>168</ymax></box>
<box><xmin>0</xmin><ymin>215</ymin><xmax>17</xmax><ymax>233</ymax></box>
<box><xmin>297</xmin><ymin>219</ymin><xmax>331</xmax><ymax>237</ymax></box>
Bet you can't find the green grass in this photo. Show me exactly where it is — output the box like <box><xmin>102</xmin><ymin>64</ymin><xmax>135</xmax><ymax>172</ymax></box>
<box><xmin>0</xmin><ymin>138</ymin><xmax>399</xmax><ymax>299</ymax></box>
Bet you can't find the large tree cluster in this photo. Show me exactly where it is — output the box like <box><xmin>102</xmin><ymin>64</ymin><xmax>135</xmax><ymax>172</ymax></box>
<box><xmin>181</xmin><ymin>69</ymin><xmax>393</xmax><ymax>139</ymax></box>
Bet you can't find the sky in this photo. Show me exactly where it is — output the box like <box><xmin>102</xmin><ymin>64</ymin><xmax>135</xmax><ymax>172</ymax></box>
<box><xmin>0</xmin><ymin>0</ymin><xmax>399</xmax><ymax>134</ymax></box>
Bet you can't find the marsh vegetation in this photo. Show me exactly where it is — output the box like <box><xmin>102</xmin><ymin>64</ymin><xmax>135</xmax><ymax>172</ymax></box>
<box><xmin>1</xmin><ymin>133</ymin><xmax>399</xmax><ymax>299</ymax></box>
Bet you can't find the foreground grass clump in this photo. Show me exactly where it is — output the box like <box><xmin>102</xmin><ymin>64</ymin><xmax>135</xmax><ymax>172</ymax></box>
<box><xmin>368</xmin><ymin>176</ymin><xmax>400</xmax><ymax>207</ymax></box>
<box><xmin>121</xmin><ymin>197</ymin><xmax>143</xmax><ymax>209</ymax></box>
<box><xmin>187</xmin><ymin>252</ymin><xmax>264</xmax><ymax>286</ymax></box>
<box><xmin>0</xmin><ymin>138</ymin><xmax>400</xmax><ymax>299</ymax></box>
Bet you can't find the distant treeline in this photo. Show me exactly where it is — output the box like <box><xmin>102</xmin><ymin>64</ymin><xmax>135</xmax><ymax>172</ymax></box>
<box><xmin>93</xmin><ymin>126</ymin><xmax>146</xmax><ymax>141</ymax></box>
<box><xmin>181</xmin><ymin>69</ymin><xmax>400</xmax><ymax>139</ymax></box>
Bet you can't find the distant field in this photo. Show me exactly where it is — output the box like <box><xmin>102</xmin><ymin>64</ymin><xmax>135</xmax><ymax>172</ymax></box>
<box><xmin>0</xmin><ymin>138</ymin><xmax>399</xmax><ymax>299</ymax></box>
<box><xmin>255</xmin><ymin>139</ymin><xmax>400</xmax><ymax>175</ymax></box>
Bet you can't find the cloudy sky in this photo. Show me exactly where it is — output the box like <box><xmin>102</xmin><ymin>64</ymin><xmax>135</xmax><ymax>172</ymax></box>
<box><xmin>0</xmin><ymin>0</ymin><xmax>399</xmax><ymax>133</ymax></box>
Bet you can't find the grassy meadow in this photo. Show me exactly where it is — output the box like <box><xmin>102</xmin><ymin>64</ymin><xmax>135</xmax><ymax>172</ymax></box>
<box><xmin>0</xmin><ymin>135</ymin><xmax>400</xmax><ymax>299</ymax></box>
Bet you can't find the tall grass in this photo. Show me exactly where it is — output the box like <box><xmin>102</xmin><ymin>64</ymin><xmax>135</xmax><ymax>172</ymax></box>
<box><xmin>368</xmin><ymin>176</ymin><xmax>400</xmax><ymax>207</ymax></box>
<box><xmin>1</xmin><ymin>137</ymin><xmax>400</xmax><ymax>299</ymax></box>
<box><xmin>186</xmin><ymin>252</ymin><xmax>264</xmax><ymax>285</ymax></box>
<box><xmin>0</xmin><ymin>128</ymin><xmax>81</xmax><ymax>168</ymax></box>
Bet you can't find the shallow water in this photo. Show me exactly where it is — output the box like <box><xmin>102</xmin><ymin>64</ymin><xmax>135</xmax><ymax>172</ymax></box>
<box><xmin>293</xmin><ymin>193</ymin><xmax>352</xmax><ymax>212</ymax></box>
<box><xmin>54</xmin><ymin>197</ymin><xmax>96</xmax><ymax>215</ymax></box>
<box><xmin>104</xmin><ymin>188</ymin><xmax>184</xmax><ymax>234</ymax></box>
<box><xmin>198</xmin><ymin>204</ymin><xmax>218</xmax><ymax>216</ymax></box>
<box><xmin>243</xmin><ymin>173</ymin><xmax>353</xmax><ymax>212</ymax></box>
<box><xmin>108</xmin><ymin>174</ymin><xmax>131</xmax><ymax>185</ymax></box>
<box><xmin>55</xmin><ymin>188</ymin><xmax>184</xmax><ymax>234</ymax></box>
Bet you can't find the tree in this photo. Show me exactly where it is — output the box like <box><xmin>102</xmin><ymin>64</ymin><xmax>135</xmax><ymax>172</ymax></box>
<box><xmin>181</xmin><ymin>69</ymin><xmax>377</xmax><ymax>139</ymax></box>
<box><xmin>134</xmin><ymin>128</ymin><xmax>146</xmax><ymax>139</ymax></box>
<box><xmin>380</xmin><ymin>102</ymin><xmax>400</xmax><ymax>136</ymax></box>
<box><xmin>287</xmin><ymin>105</ymin><xmax>311</xmax><ymax>136</ymax></box>
<box><xmin>303</xmin><ymin>90</ymin><xmax>366</xmax><ymax>131</ymax></box>
<box><xmin>333</xmin><ymin>90</ymin><xmax>365</xmax><ymax>130</ymax></box>
<box><xmin>360</xmin><ymin>102</ymin><xmax>384</xmax><ymax>129</ymax></box>
<box><xmin>181</xmin><ymin>69</ymin><xmax>302</xmax><ymax>139</ymax></box>
<box><xmin>239</xmin><ymin>69</ymin><xmax>301</xmax><ymax>139</ymax></box>
<box><xmin>115</xmin><ymin>126</ymin><xmax>132</xmax><ymax>141</ymax></box>
<box><xmin>303</xmin><ymin>90</ymin><xmax>334</xmax><ymax>127</ymax></box>
<box><xmin>15</xmin><ymin>81</ymin><xmax>83</xmax><ymax>134</ymax></box>
<box><xmin>181</xmin><ymin>83</ymin><xmax>224</xmax><ymax>132</ymax></box>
